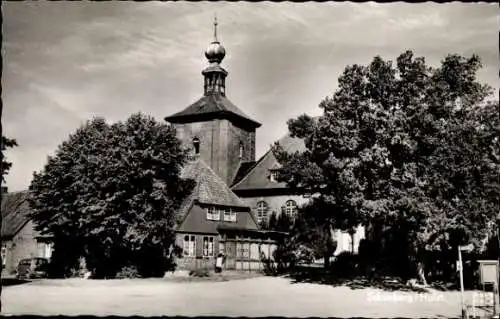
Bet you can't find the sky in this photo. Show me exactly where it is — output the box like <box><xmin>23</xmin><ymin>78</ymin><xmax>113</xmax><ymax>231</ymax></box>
<box><xmin>2</xmin><ymin>2</ymin><xmax>499</xmax><ymax>192</ymax></box>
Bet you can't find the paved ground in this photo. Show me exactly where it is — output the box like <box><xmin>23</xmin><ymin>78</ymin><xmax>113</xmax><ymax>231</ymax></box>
<box><xmin>0</xmin><ymin>275</ymin><xmax>493</xmax><ymax>318</ymax></box>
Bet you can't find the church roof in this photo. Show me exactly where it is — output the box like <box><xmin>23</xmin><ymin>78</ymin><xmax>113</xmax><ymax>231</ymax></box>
<box><xmin>164</xmin><ymin>94</ymin><xmax>261</xmax><ymax>129</ymax></box>
<box><xmin>1</xmin><ymin>190</ymin><xmax>32</xmax><ymax>239</ymax></box>
<box><xmin>231</xmin><ymin>161</ymin><xmax>257</xmax><ymax>186</ymax></box>
<box><xmin>231</xmin><ymin>133</ymin><xmax>306</xmax><ymax>191</ymax></box>
<box><xmin>181</xmin><ymin>158</ymin><xmax>249</xmax><ymax>209</ymax></box>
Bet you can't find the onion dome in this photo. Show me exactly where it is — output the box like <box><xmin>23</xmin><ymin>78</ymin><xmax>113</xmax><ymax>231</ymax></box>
<box><xmin>205</xmin><ymin>41</ymin><xmax>226</xmax><ymax>64</ymax></box>
<box><xmin>205</xmin><ymin>16</ymin><xmax>225</xmax><ymax>64</ymax></box>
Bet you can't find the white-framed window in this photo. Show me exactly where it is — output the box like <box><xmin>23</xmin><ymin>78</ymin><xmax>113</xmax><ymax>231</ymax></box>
<box><xmin>224</xmin><ymin>208</ymin><xmax>231</xmax><ymax>221</ymax></box>
<box><xmin>183</xmin><ymin>235</ymin><xmax>196</xmax><ymax>257</ymax></box>
<box><xmin>1</xmin><ymin>243</ymin><xmax>7</xmax><ymax>268</ymax></box>
<box><xmin>202</xmin><ymin>236</ymin><xmax>214</xmax><ymax>257</ymax></box>
<box><xmin>206</xmin><ymin>206</ymin><xmax>220</xmax><ymax>221</ymax></box>
<box><xmin>285</xmin><ymin>200</ymin><xmax>298</xmax><ymax>218</ymax></box>
<box><xmin>236</xmin><ymin>242</ymin><xmax>250</xmax><ymax>259</ymax></box>
<box><xmin>223</xmin><ymin>208</ymin><xmax>237</xmax><ymax>222</ymax></box>
<box><xmin>36</xmin><ymin>241</ymin><xmax>53</xmax><ymax>259</ymax></box>
<box><xmin>256</xmin><ymin>201</ymin><xmax>269</xmax><ymax>224</ymax></box>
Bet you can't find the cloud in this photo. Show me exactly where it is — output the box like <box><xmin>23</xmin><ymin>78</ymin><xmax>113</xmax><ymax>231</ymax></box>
<box><xmin>2</xmin><ymin>2</ymin><xmax>498</xmax><ymax>191</ymax></box>
<box><xmin>388</xmin><ymin>12</ymin><xmax>446</xmax><ymax>30</ymax></box>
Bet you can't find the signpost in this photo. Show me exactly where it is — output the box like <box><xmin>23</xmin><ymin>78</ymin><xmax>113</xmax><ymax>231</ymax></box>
<box><xmin>477</xmin><ymin>260</ymin><xmax>500</xmax><ymax>318</ymax></box>
<box><xmin>497</xmin><ymin>212</ymin><xmax>500</xmax><ymax>307</ymax></box>
<box><xmin>458</xmin><ymin>244</ymin><xmax>474</xmax><ymax>319</ymax></box>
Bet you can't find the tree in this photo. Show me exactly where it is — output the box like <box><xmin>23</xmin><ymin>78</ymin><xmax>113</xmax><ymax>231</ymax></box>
<box><xmin>28</xmin><ymin>113</ymin><xmax>195</xmax><ymax>278</ymax></box>
<box><xmin>1</xmin><ymin>136</ymin><xmax>18</xmax><ymax>184</ymax></box>
<box><xmin>274</xmin><ymin>51</ymin><xmax>499</xmax><ymax>283</ymax></box>
<box><xmin>293</xmin><ymin>200</ymin><xmax>337</xmax><ymax>266</ymax></box>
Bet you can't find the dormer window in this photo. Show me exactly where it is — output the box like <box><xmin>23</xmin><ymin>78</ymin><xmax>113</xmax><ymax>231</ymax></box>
<box><xmin>223</xmin><ymin>208</ymin><xmax>237</xmax><ymax>222</ymax></box>
<box><xmin>269</xmin><ymin>169</ymin><xmax>278</xmax><ymax>182</ymax></box>
<box><xmin>206</xmin><ymin>206</ymin><xmax>220</xmax><ymax>221</ymax></box>
<box><xmin>193</xmin><ymin>137</ymin><xmax>200</xmax><ymax>155</ymax></box>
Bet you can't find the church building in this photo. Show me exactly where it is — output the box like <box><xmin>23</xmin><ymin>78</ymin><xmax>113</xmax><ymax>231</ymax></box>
<box><xmin>1</xmin><ymin>19</ymin><xmax>365</xmax><ymax>275</ymax></box>
<box><xmin>166</xmin><ymin>19</ymin><xmax>365</xmax><ymax>270</ymax></box>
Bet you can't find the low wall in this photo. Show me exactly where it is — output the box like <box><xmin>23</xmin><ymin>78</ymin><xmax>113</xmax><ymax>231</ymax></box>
<box><xmin>176</xmin><ymin>256</ymin><xmax>216</xmax><ymax>270</ymax></box>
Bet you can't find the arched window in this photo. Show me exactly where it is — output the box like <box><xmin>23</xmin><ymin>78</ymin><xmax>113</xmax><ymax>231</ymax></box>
<box><xmin>192</xmin><ymin>137</ymin><xmax>200</xmax><ymax>155</ymax></box>
<box><xmin>256</xmin><ymin>201</ymin><xmax>269</xmax><ymax>224</ymax></box>
<box><xmin>285</xmin><ymin>200</ymin><xmax>298</xmax><ymax>218</ymax></box>
<box><xmin>239</xmin><ymin>142</ymin><xmax>244</xmax><ymax>159</ymax></box>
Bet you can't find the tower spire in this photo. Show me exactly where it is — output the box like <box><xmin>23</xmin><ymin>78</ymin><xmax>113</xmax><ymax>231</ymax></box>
<box><xmin>214</xmin><ymin>15</ymin><xmax>218</xmax><ymax>42</ymax></box>
<box><xmin>203</xmin><ymin>16</ymin><xmax>227</xmax><ymax>96</ymax></box>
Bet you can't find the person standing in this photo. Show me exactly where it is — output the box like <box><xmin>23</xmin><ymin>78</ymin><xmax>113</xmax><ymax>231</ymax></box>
<box><xmin>215</xmin><ymin>253</ymin><xmax>224</xmax><ymax>273</ymax></box>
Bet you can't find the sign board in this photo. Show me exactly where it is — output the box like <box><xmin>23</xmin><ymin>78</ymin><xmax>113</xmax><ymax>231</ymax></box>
<box><xmin>459</xmin><ymin>244</ymin><xmax>474</xmax><ymax>252</ymax></box>
<box><xmin>477</xmin><ymin>260</ymin><xmax>499</xmax><ymax>285</ymax></box>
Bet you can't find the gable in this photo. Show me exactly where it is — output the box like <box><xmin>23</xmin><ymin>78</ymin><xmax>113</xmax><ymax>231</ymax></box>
<box><xmin>231</xmin><ymin>134</ymin><xmax>306</xmax><ymax>191</ymax></box>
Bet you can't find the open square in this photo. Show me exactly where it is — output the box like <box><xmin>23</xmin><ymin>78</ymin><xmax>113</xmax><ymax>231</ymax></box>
<box><xmin>1</xmin><ymin>276</ymin><xmax>479</xmax><ymax>318</ymax></box>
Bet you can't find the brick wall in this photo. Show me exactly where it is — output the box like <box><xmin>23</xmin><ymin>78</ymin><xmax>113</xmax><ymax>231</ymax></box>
<box><xmin>173</xmin><ymin>119</ymin><xmax>256</xmax><ymax>186</ymax></box>
<box><xmin>241</xmin><ymin>194</ymin><xmax>309</xmax><ymax>221</ymax></box>
<box><xmin>225</xmin><ymin>120</ymin><xmax>255</xmax><ymax>184</ymax></box>
<box><xmin>241</xmin><ymin>194</ymin><xmax>366</xmax><ymax>255</ymax></box>
<box><xmin>175</xmin><ymin>256</ymin><xmax>216</xmax><ymax>270</ymax></box>
<box><xmin>175</xmin><ymin>233</ymin><xmax>220</xmax><ymax>270</ymax></box>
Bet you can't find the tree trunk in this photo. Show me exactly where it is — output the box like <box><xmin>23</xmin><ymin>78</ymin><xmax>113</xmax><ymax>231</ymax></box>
<box><xmin>417</xmin><ymin>260</ymin><xmax>427</xmax><ymax>286</ymax></box>
<box><xmin>323</xmin><ymin>223</ymin><xmax>334</xmax><ymax>270</ymax></box>
<box><xmin>324</xmin><ymin>256</ymin><xmax>330</xmax><ymax>269</ymax></box>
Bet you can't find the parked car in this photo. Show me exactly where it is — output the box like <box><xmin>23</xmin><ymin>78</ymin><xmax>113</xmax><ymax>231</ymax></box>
<box><xmin>16</xmin><ymin>258</ymin><xmax>49</xmax><ymax>279</ymax></box>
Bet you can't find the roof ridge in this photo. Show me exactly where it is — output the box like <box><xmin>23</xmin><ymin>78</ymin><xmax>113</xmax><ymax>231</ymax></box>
<box><xmin>230</xmin><ymin>160</ymin><xmax>257</xmax><ymax>187</ymax></box>
<box><xmin>212</xmin><ymin>94</ymin><xmax>226</xmax><ymax>112</ymax></box>
<box><xmin>231</xmin><ymin>148</ymin><xmax>273</xmax><ymax>190</ymax></box>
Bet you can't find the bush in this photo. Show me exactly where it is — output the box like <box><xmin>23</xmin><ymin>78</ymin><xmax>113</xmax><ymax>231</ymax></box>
<box><xmin>331</xmin><ymin>252</ymin><xmax>360</xmax><ymax>278</ymax></box>
<box><xmin>116</xmin><ymin>266</ymin><xmax>141</xmax><ymax>279</ymax></box>
<box><xmin>189</xmin><ymin>268</ymin><xmax>210</xmax><ymax>277</ymax></box>
<box><xmin>260</xmin><ymin>252</ymin><xmax>277</xmax><ymax>275</ymax></box>
<box><xmin>294</xmin><ymin>245</ymin><xmax>315</xmax><ymax>264</ymax></box>
<box><xmin>67</xmin><ymin>256</ymin><xmax>89</xmax><ymax>278</ymax></box>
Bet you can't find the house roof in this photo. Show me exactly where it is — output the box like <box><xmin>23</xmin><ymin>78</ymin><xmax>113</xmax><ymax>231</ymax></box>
<box><xmin>231</xmin><ymin>133</ymin><xmax>306</xmax><ymax>191</ymax></box>
<box><xmin>181</xmin><ymin>158</ymin><xmax>249</xmax><ymax>210</ymax></box>
<box><xmin>1</xmin><ymin>190</ymin><xmax>31</xmax><ymax>239</ymax></box>
<box><xmin>176</xmin><ymin>203</ymin><xmax>258</xmax><ymax>234</ymax></box>
<box><xmin>231</xmin><ymin>161</ymin><xmax>257</xmax><ymax>186</ymax></box>
<box><xmin>164</xmin><ymin>93</ymin><xmax>261</xmax><ymax>129</ymax></box>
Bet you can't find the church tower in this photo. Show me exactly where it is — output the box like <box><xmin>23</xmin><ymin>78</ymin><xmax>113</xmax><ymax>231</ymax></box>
<box><xmin>165</xmin><ymin>17</ymin><xmax>261</xmax><ymax>186</ymax></box>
